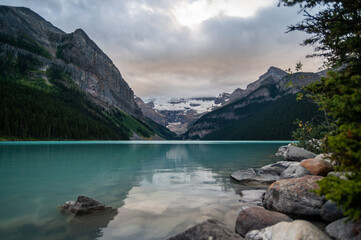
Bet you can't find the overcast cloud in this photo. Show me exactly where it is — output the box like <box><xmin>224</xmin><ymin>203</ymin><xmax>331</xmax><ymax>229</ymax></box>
<box><xmin>0</xmin><ymin>0</ymin><xmax>323</xmax><ymax>97</ymax></box>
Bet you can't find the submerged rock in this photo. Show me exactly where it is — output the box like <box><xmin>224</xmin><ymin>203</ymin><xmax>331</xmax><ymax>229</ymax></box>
<box><xmin>245</xmin><ymin>220</ymin><xmax>330</xmax><ymax>240</ymax></box>
<box><xmin>58</xmin><ymin>196</ymin><xmax>116</xmax><ymax>216</ymax></box>
<box><xmin>300</xmin><ymin>158</ymin><xmax>334</xmax><ymax>176</ymax></box>
<box><xmin>325</xmin><ymin>217</ymin><xmax>361</xmax><ymax>240</ymax></box>
<box><xmin>239</xmin><ymin>190</ymin><xmax>266</xmax><ymax>206</ymax></box>
<box><xmin>262</xmin><ymin>175</ymin><xmax>324</xmax><ymax>217</ymax></box>
<box><xmin>235</xmin><ymin>206</ymin><xmax>292</xmax><ymax>237</ymax></box>
<box><xmin>321</xmin><ymin>200</ymin><xmax>344</xmax><ymax>222</ymax></box>
<box><xmin>276</xmin><ymin>145</ymin><xmax>316</xmax><ymax>161</ymax></box>
<box><xmin>231</xmin><ymin>168</ymin><xmax>280</xmax><ymax>184</ymax></box>
<box><xmin>167</xmin><ymin>218</ymin><xmax>244</xmax><ymax>240</ymax></box>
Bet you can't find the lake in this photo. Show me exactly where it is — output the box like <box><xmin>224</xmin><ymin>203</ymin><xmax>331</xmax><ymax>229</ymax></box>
<box><xmin>0</xmin><ymin>141</ymin><xmax>289</xmax><ymax>240</ymax></box>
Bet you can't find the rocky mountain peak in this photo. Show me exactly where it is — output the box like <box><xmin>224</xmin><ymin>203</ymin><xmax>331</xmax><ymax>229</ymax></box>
<box><xmin>0</xmin><ymin>5</ymin><xmax>142</xmax><ymax>118</ymax></box>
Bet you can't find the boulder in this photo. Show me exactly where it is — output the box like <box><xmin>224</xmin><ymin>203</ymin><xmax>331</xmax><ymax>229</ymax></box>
<box><xmin>280</xmin><ymin>163</ymin><xmax>310</xmax><ymax>179</ymax></box>
<box><xmin>321</xmin><ymin>200</ymin><xmax>344</xmax><ymax>222</ymax></box>
<box><xmin>262</xmin><ymin>175</ymin><xmax>324</xmax><ymax>217</ymax></box>
<box><xmin>231</xmin><ymin>168</ymin><xmax>279</xmax><ymax>184</ymax></box>
<box><xmin>167</xmin><ymin>218</ymin><xmax>244</xmax><ymax>240</ymax></box>
<box><xmin>275</xmin><ymin>145</ymin><xmax>288</xmax><ymax>158</ymax></box>
<box><xmin>276</xmin><ymin>145</ymin><xmax>316</xmax><ymax>161</ymax></box>
<box><xmin>260</xmin><ymin>161</ymin><xmax>295</xmax><ymax>175</ymax></box>
<box><xmin>239</xmin><ymin>190</ymin><xmax>266</xmax><ymax>206</ymax></box>
<box><xmin>300</xmin><ymin>158</ymin><xmax>334</xmax><ymax>176</ymax></box>
<box><xmin>325</xmin><ymin>217</ymin><xmax>361</xmax><ymax>240</ymax></box>
<box><xmin>328</xmin><ymin>171</ymin><xmax>353</xmax><ymax>180</ymax></box>
<box><xmin>58</xmin><ymin>196</ymin><xmax>116</xmax><ymax>216</ymax></box>
<box><xmin>235</xmin><ymin>206</ymin><xmax>292</xmax><ymax>237</ymax></box>
<box><xmin>245</xmin><ymin>220</ymin><xmax>331</xmax><ymax>240</ymax></box>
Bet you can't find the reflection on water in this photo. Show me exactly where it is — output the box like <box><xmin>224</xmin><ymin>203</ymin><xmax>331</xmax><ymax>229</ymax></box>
<box><xmin>0</xmin><ymin>141</ymin><xmax>288</xmax><ymax>240</ymax></box>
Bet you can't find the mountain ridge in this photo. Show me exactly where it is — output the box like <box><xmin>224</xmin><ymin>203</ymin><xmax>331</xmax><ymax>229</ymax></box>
<box><xmin>0</xmin><ymin>5</ymin><xmax>141</xmax><ymax>118</ymax></box>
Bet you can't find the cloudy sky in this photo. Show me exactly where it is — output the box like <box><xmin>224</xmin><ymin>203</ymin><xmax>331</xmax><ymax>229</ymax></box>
<box><xmin>2</xmin><ymin>0</ymin><xmax>323</xmax><ymax>98</ymax></box>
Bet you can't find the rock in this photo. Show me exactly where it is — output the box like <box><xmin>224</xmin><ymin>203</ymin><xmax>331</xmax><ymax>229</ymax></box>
<box><xmin>235</xmin><ymin>206</ymin><xmax>292</xmax><ymax>237</ymax></box>
<box><xmin>239</xmin><ymin>190</ymin><xmax>266</xmax><ymax>206</ymax></box>
<box><xmin>325</xmin><ymin>217</ymin><xmax>361</xmax><ymax>240</ymax></box>
<box><xmin>245</xmin><ymin>220</ymin><xmax>331</xmax><ymax>240</ymax></box>
<box><xmin>262</xmin><ymin>175</ymin><xmax>324</xmax><ymax>217</ymax></box>
<box><xmin>280</xmin><ymin>163</ymin><xmax>310</xmax><ymax>179</ymax></box>
<box><xmin>167</xmin><ymin>218</ymin><xmax>244</xmax><ymax>240</ymax></box>
<box><xmin>275</xmin><ymin>145</ymin><xmax>288</xmax><ymax>158</ymax></box>
<box><xmin>231</xmin><ymin>168</ymin><xmax>280</xmax><ymax>184</ymax></box>
<box><xmin>276</xmin><ymin>145</ymin><xmax>316</xmax><ymax>161</ymax></box>
<box><xmin>328</xmin><ymin>171</ymin><xmax>353</xmax><ymax>180</ymax></box>
<box><xmin>58</xmin><ymin>196</ymin><xmax>116</xmax><ymax>216</ymax></box>
<box><xmin>300</xmin><ymin>158</ymin><xmax>334</xmax><ymax>176</ymax></box>
<box><xmin>321</xmin><ymin>200</ymin><xmax>344</xmax><ymax>222</ymax></box>
<box><xmin>260</xmin><ymin>161</ymin><xmax>295</xmax><ymax>175</ymax></box>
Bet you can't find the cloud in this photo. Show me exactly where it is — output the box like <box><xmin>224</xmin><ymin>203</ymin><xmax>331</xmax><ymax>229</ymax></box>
<box><xmin>1</xmin><ymin>0</ymin><xmax>323</xmax><ymax>97</ymax></box>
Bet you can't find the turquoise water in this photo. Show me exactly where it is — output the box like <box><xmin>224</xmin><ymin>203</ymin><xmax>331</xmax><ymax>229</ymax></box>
<box><xmin>0</xmin><ymin>141</ymin><xmax>289</xmax><ymax>240</ymax></box>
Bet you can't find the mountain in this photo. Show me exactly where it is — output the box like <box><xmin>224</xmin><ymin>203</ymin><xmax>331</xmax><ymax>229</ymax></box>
<box><xmin>136</xmin><ymin>97</ymin><xmax>221</xmax><ymax>135</ymax></box>
<box><xmin>0</xmin><ymin>5</ymin><xmax>172</xmax><ymax>140</ymax></box>
<box><xmin>183</xmin><ymin>69</ymin><xmax>322</xmax><ymax>140</ymax></box>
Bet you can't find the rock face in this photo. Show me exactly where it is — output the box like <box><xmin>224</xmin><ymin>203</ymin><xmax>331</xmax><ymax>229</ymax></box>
<box><xmin>231</xmin><ymin>168</ymin><xmax>280</xmax><ymax>184</ymax></box>
<box><xmin>134</xmin><ymin>97</ymin><xmax>167</xmax><ymax>126</ymax></box>
<box><xmin>0</xmin><ymin>6</ymin><xmax>141</xmax><ymax>118</ymax></box>
<box><xmin>321</xmin><ymin>200</ymin><xmax>344</xmax><ymax>222</ymax></box>
<box><xmin>58</xmin><ymin>196</ymin><xmax>116</xmax><ymax>216</ymax></box>
<box><xmin>245</xmin><ymin>220</ymin><xmax>331</xmax><ymax>240</ymax></box>
<box><xmin>235</xmin><ymin>206</ymin><xmax>292</xmax><ymax>237</ymax></box>
<box><xmin>276</xmin><ymin>145</ymin><xmax>316</xmax><ymax>161</ymax></box>
<box><xmin>167</xmin><ymin>218</ymin><xmax>244</xmax><ymax>240</ymax></box>
<box><xmin>262</xmin><ymin>175</ymin><xmax>324</xmax><ymax>217</ymax></box>
<box><xmin>325</xmin><ymin>217</ymin><xmax>361</xmax><ymax>240</ymax></box>
<box><xmin>300</xmin><ymin>158</ymin><xmax>334</xmax><ymax>176</ymax></box>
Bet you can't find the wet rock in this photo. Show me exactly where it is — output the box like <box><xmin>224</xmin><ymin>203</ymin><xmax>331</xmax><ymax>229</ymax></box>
<box><xmin>231</xmin><ymin>168</ymin><xmax>280</xmax><ymax>184</ymax></box>
<box><xmin>58</xmin><ymin>196</ymin><xmax>116</xmax><ymax>216</ymax></box>
<box><xmin>280</xmin><ymin>163</ymin><xmax>310</xmax><ymax>179</ymax></box>
<box><xmin>321</xmin><ymin>200</ymin><xmax>344</xmax><ymax>222</ymax></box>
<box><xmin>262</xmin><ymin>175</ymin><xmax>324</xmax><ymax>217</ymax></box>
<box><xmin>245</xmin><ymin>220</ymin><xmax>330</xmax><ymax>240</ymax></box>
<box><xmin>325</xmin><ymin>217</ymin><xmax>361</xmax><ymax>240</ymax></box>
<box><xmin>300</xmin><ymin>158</ymin><xmax>334</xmax><ymax>176</ymax></box>
<box><xmin>276</xmin><ymin>145</ymin><xmax>316</xmax><ymax>161</ymax></box>
<box><xmin>167</xmin><ymin>218</ymin><xmax>244</xmax><ymax>240</ymax></box>
<box><xmin>239</xmin><ymin>190</ymin><xmax>266</xmax><ymax>206</ymax></box>
<box><xmin>235</xmin><ymin>206</ymin><xmax>292</xmax><ymax>237</ymax></box>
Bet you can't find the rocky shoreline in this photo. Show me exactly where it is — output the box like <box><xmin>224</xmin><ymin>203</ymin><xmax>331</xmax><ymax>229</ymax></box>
<box><xmin>166</xmin><ymin>144</ymin><xmax>360</xmax><ymax>240</ymax></box>
<box><xmin>57</xmin><ymin>144</ymin><xmax>360</xmax><ymax>240</ymax></box>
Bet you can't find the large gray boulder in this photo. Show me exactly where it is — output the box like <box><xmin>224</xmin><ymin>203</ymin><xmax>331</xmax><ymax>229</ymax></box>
<box><xmin>325</xmin><ymin>217</ymin><xmax>361</xmax><ymax>240</ymax></box>
<box><xmin>260</xmin><ymin>161</ymin><xmax>295</xmax><ymax>175</ymax></box>
<box><xmin>280</xmin><ymin>163</ymin><xmax>311</xmax><ymax>179</ymax></box>
<box><xmin>58</xmin><ymin>196</ymin><xmax>116</xmax><ymax>216</ymax></box>
<box><xmin>239</xmin><ymin>190</ymin><xmax>266</xmax><ymax>206</ymax></box>
<box><xmin>231</xmin><ymin>168</ymin><xmax>280</xmax><ymax>184</ymax></box>
<box><xmin>262</xmin><ymin>175</ymin><xmax>324</xmax><ymax>217</ymax></box>
<box><xmin>235</xmin><ymin>206</ymin><xmax>292</xmax><ymax>237</ymax></box>
<box><xmin>167</xmin><ymin>218</ymin><xmax>244</xmax><ymax>240</ymax></box>
<box><xmin>245</xmin><ymin>220</ymin><xmax>331</xmax><ymax>240</ymax></box>
<box><xmin>276</xmin><ymin>145</ymin><xmax>316</xmax><ymax>161</ymax></box>
<box><xmin>321</xmin><ymin>200</ymin><xmax>344</xmax><ymax>222</ymax></box>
